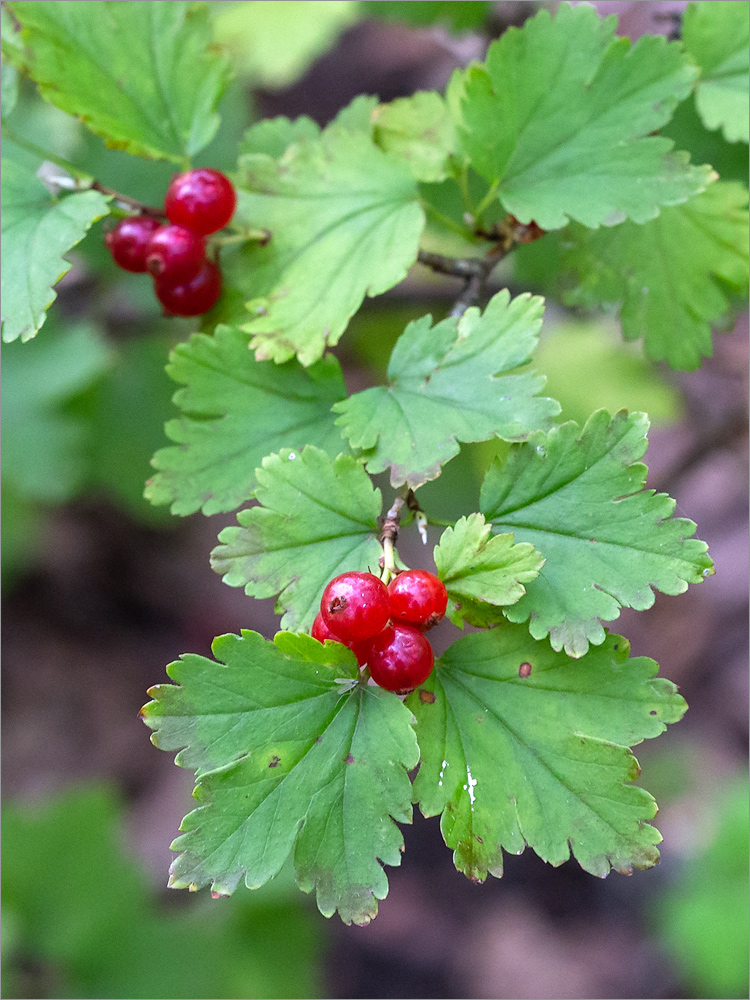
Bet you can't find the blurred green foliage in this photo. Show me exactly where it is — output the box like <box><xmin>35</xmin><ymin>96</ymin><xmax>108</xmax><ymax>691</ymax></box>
<box><xmin>1</xmin><ymin>785</ymin><xmax>324</xmax><ymax>1000</ymax></box>
<box><xmin>653</xmin><ymin>774</ymin><xmax>750</xmax><ymax>1000</ymax></box>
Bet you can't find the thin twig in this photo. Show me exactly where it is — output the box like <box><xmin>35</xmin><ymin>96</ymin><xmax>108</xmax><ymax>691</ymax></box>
<box><xmin>90</xmin><ymin>181</ymin><xmax>166</xmax><ymax>218</ymax></box>
<box><xmin>418</xmin><ymin>238</ymin><xmax>515</xmax><ymax>316</ymax></box>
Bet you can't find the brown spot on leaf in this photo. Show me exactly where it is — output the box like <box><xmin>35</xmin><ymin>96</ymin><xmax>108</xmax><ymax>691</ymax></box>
<box><xmin>649</xmin><ymin>710</ymin><xmax>658</xmax><ymax>716</ymax></box>
<box><xmin>518</xmin><ymin>661</ymin><xmax>532</xmax><ymax>678</ymax></box>
<box><xmin>269</xmin><ymin>755</ymin><xmax>281</xmax><ymax>768</ymax></box>
<box><xmin>345</xmin><ymin>753</ymin><xmax>355</xmax><ymax>765</ymax></box>
<box><xmin>419</xmin><ymin>690</ymin><xmax>436</xmax><ymax>704</ymax></box>
<box><xmin>476</xmin><ymin>836</ymin><xmax>484</xmax><ymax>844</ymax></box>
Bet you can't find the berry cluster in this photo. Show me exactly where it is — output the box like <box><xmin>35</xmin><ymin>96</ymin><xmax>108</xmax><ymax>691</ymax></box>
<box><xmin>104</xmin><ymin>168</ymin><xmax>236</xmax><ymax>317</ymax></box>
<box><xmin>312</xmin><ymin>569</ymin><xmax>448</xmax><ymax>694</ymax></box>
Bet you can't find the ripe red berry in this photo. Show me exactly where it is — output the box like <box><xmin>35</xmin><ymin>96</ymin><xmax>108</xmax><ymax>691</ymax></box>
<box><xmin>105</xmin><ymin>215</ymin><xmax>161</xmax><ymax>272</ymax></box>
<box><xmin>387</xmin><ymin>569</ymin><xmax>447</xmax><ymax>630</ymax></box>
<box><xmin>365</xmin><ymin>624</ymin><xmax>434</xmax><ymax>694</ymax></box>
<box><xmin>311</xmin><ymin>613</ymin><xmax>369</xmax><ymax>665</ymax></box>
<box><xmin>164</xmin><ymin>168</ymin><xmax>236</xmax><ymax>236</ymax></box>
<box><xmin>320</xmin><ymin>572</ymin><xmax>390</xmax><ymax>643</ymax></box>
<box><xmin>145</xmin><ymin>224</ymin><xmax>206</xmax><ymax>282</ymax></box>
<box><xmin>154</xmin><ymin>259</ymin><xmax>222</xmax><ymax>317</ymax></box>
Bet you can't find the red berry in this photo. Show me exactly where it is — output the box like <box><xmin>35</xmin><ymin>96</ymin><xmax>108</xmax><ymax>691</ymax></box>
<box><xmin>366</xmin><ymin>624</ymin><xmax>434</xmax><ymax>694</ymax></box>
<box><xmin>320</xmin><ymin>572</ymin><xmax>390</xmax><ymax>643</ymax></box>
<box><xmin>387</xmin><ymin>569</ymin><xmax>447</xmax><ymax>630</ymax></box>
<box><xmin>311</xmin><ymin>613</ymin><xmax>369</xmax><ymax>665</ymax></box>
<box><xmin>154</xmin><ymin>260</ymin><xmax>222</xmax><ymax>317</ymax></box>
<box><xmin>145</xmin><ymin>224</ymin><xmax>206</xmax><ymax>282</ymax></box>
<box><xmin>105</xmin><ymin>215</ymin><xmax>161</xmax><ymax>272</ymax></box>
<box><xmin>164</xmin><ymin>168</ymin><xmax>236</xmax><ymax>236</ymax></box>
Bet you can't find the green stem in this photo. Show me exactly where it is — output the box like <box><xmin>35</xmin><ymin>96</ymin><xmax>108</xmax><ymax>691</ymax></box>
<box><xmin>212</xmin><ymin>227</ymin><xmax>271</xmax><ymax>247</ymax></box>
<box><xmin>420</xmin><ymin>199</ymin><xmax>475</xmax><ymax>240</ymax></box>
<box><xmin>456</xmin><ymin>161</ymin><xmax>473</xmax><ymax>215</ymax></box>
<box><xmin>1</xmin><ymin>125</ymin><xmax>90</xmax><ymax>180</ymax></box>
<box><xmin>425</xmin><ymin>516</ymin><xmax>456</xmax><ymax>528</ymax></box>
<box><xmin>472</xmin><ymin>179</ymin><xmax>500</xmax><ymax>226</ymax></box>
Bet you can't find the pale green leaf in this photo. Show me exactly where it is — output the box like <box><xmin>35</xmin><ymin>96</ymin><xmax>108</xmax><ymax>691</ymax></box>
<box><xmin>683</xmin><ymin>0</ymin><xmax>749</xmax><ymax>143</ymax></box>
<box><xmin>333</xmin><ymin>290</ymin><xmax>560</xmax><ymax>489</ymax></box>
<box><xmin>2</xmin><ymin>320</ymin><xmax>112</xmax><ymax>502</ymax></box>
<box><xmin>239</xmin><ymin>115</ymin><xmax>321</xmax><ymax>159</ymax></box>
<box><xmin>434</xmin><ymin>513</ymin><xmax>544</xmax><ymax>629</ymax></box>
<box><xmin>226</xmin><ymin>125</ymin><xmax>424</xmax><ymax>366</ymax></box>
<box><xmin>372</xmin><ymin>91</ymin><xmax>456</xmax><ymax>182</ymax></box>
<box><xmin>7</xmin><ymin>0</ymin><xmax>231</xmax><ymax>162</ymax></box>
<box><xmin>145</xmin><ymin>326</ymin><xmax>349</xmax><ymax>516</ymax></box>
<box><xmin>1</xmin><ymin>160</ymin><xmax>111</xmax><ymax>342</ymax></box>
<box><xmin>213</xmin><ymin>0</ymin><xmax>358</xmax><ymax>90</ymax></box>
<box><xmin>211</xmin><ymin>447</ymin><xmax>383</xmax><ymax>632</ymax></box>
<box><xmin>1</xmin><ymin>59</ymin><xmax>18</xmax><ymax>119</ymax></box>
<box><xmin>480</xmin><ymin>410</ymin><xmax>714</xmax><ymax>657</ymax></box>
<box><xmin>409</xmin><ymin>626</ymin><xmax>687</xmax><ymax>881</ymax></box>
<box><xmin>452</xmin><ymin>3</ymin><xmax>713</xmax><ymax>229</ymax></box>
<box><xmin>363</xmin><ymin>1</ymin><xmax>491</xmax><ymax>32</ymax></box>
<box><xmin>142</xmin><ymin>630</ymin><xmax>419</xmax><ymax>924</ymax></box>
<box><xmin>529</xmin><ymin>321</ymin><xmax>683</xmax><ymax>428</ymax></box>
<box><xmin>561</xmin><ymin>182</ymin><xmax>749</xmax><ymax>370</ymax></box>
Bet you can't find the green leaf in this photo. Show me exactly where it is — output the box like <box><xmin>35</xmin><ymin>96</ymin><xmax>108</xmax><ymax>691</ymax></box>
<box><xmin>434</xmin><ymin>513</ymin><xmax>545</xmax><ymax>628</ymax></box>
<box><xmin>372</xmin><ymin>91</ymin><xmax>456</xmax><ymax>182</ymax></box>
<box><xmin>227</xmin><ymin>124</ymin><xmax>424</xmax><ymax>366</ymax></box>
<box><xmin>80</xmin><ymin>334</ymin><xmax>179</xmax><ymax>525</ymax></box>
<box><xmin>2</xmin><ymin>320</ymin><xmax>112</xmax><ymax>503</ymax></box>
<box><xmin>452</xmin><ymin>3</ymin><xmax>713</xmax><ymax>229</ymax></box>
<box><xmin>1</xmin><ymin>59</ymin><xmax>18</xmax><ymax>119</ymax></box>
<box><xmin>409</xmin><ymin>627</ymin><xmax>687</xmax><ymax>882</ymax></box>
<box><xmin>1</xmin><ymin>159</ymin><xmax>111</xmax><ymax>342</ymax></box>
<box><xmin>214</xmin><ymin>0</ymin><xmax>358</xmax><ymax>90</ymax></box>
<box><xmin>7</xmin><ymin>0</ymin><xmax>231</xmax><ymax>163</ymax></box>
<box><xmin>333</xmin><ymin>289</ymin><xmax>560</xmax><ymax>489</ymax></box>
<box><xmin>363</xmin><ymin>1</ymin><xmax>491</xmax><ymax>32</ymax></box>
<box><xmin>561</xmin><ymin>182</ymin><xmax>749</xmax><ymax>370</ymax></box>
<box><xmin>211</xmin><ymin>447</ymin><xmax>383</xmax><ymax>632</ymax></box>
<box><xmin>529</xmin><ymin>320</ymin><xmax>683</xmax><ymax>428</ymax></box>
<box><xmin>240</xmin><ymin>115</ymin><xmax>321</xmax><ymax>159</ymax></box>
<box><xmin>2</xmin><ymin>785</ymin><xmax>325</xmax><ymax>1000</ymax></box>
<box><xmin>654</xmin><ymin>774</ymin><xmax>749</xmax><ymax>999</ymax></box>
<box><xmin>142</xmin><ymin>630</ymin><xmax>419</xmax><ymax>924</ymax></box>
<box><xmin>145</xmin><ymin>326</ymin><xmax>349</xmax><ymax>516</ymax></box>
<box><xmin>479</xmin><ymin>410</ymin><xmax>714</xmax><ymax>656</ymax></box>
<box><xmin>1</xmin><ymin>4</ymin><xmax>25</xmax><ymax>66</ymax></box>
<box><xmin>661</xmin><ymin>92</ymin><xmax>750</xmax><ymax>185</ymax></box>
<box><xmin>683</xmin><ymin>0</ymin><xmax>749</xmax><ymax>143</ymax></box>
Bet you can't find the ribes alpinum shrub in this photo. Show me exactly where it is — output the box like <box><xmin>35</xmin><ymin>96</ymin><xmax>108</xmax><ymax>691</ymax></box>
<box><xmin>2</xmin><ymin>0</ymin><xmax>748</xmax><ymax>925</ymax></box>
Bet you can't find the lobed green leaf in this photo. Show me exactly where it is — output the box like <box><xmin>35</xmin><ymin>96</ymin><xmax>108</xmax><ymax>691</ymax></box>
<box><xmin>561</xmin><ymin>182</ymin><xmax>749</xmax><ymax>370</ymax></box>
<box><xmin>145</xmin><ymin>325</ymin><xmax>349</xmax><ymax>516</ymax></box>
<box><xmin>211</xmin><ymin>446</ymin><xmax>383</xmax><ymax>632</ymax></box>
<box><xmin>451</xmin><ymin>2</ymin><xmax>713</xmax><ymax>229</ymax></box>
<box><xmin>225</xmin><ymin>122</ymin><xmax>424</xmax><ymax>366</ymax></box>
<box><xmin>334</xmin><ymin>289</ymin><xmax>560</xmax><ymax>489</ymax></box>
<box><xmin>480</xmin><ymin>410</ymin><xmax>714</xmax><ymax>656</ymax></box>
<box><xmin>6</xmin><ymin>0</ymin><xmax>230</xmax><ymax>163</ymax></box>
<box><xmin>142</xmin><ymin>630</ymin><xmax>419</xmax><ymax>924</ymax></box>
<box><xmin>372</xmin><ymin>91</ymin><xmax>457</xmax><ymax>182</ymax></box>
<box><xmin>409</xmin><ymin>626</ymin><xmax>687</xmax><ymax>881</ymax></box>
<box><xmin>1</xmin><ymin>159</ymin><xmax>111</xmax><ymax>343</ymax></box>
<box><xmin>434</xmin><ymin>513</ymin><xmax>545</xmax><ymax>629</ymax></box>
<box><xmin>683</xmin><ymin>0</ymin><xmax>750</xmax><ymax>144</ymax></box>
